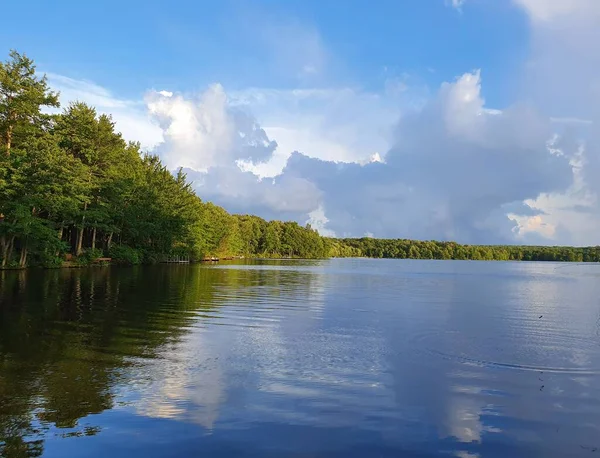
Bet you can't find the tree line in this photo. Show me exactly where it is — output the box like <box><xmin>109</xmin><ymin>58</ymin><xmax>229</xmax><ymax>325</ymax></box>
<box><xmin>0</xmin><ymin>50</ymin><xmax>328</xmax><ymax>268</ymax></box>
<box><xmin>335</xmin><ymin>238</ymin><xmax>600</xmax><ymax>262</ymax></box>
<box><xmin>1</xmin><ymin>50</ymin><xmax>599</xmax><ymax>268</ymax></box>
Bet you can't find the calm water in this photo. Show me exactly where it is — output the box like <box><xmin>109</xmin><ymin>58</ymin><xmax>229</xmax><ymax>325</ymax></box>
<box><xmin>1</xmin><ymin>259</ymin><xmax>600</xmax><ymax>457</ymax></box>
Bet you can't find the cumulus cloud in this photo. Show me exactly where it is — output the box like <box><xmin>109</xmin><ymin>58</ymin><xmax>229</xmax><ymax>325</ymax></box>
<box><xmin>184</xmin><ymin>166</ymin><xmax>322</xmax><ymax>218</ymax></box>
<box><xmin>281</xmin><ymin>71</ymin><xmax>573</xmax><ymax>242</ymax></box>
<box><xmin>509</xmin><ymin>214</ymin><xmax>556</xmax><ymax>239</ymax></box>
<box><xmin>142</xmin><ymin>81</ymin><xmax>409</xmax><ymax>227</ymax></box>
<box><xmin>45</xmin><ymin>1</ymin><xmax>600</xmax><ymax>244</ymax></box>
<box><xmin>228</xmin><ymin>86</ymin><xmax>404</xmax><ymax>177</ymax></box>
<box><xmin>510</xmin><ymin>0</ymin><xmax>600</xmax><ymax>245</ymax></box>
<box><xmin>144</xmin><ymin>85</ymin><xmax>322</xmax><ymax>219</ymax></box>
<box><xmin>47</xmin><ymin>68</ymin><xmax>579</xmax><ymax>243</ymax></box>
<box><xmin>146</xmin><ymin>85</ymin><xmax>237</xmax><ymax>172</ymax></box>
<box><xmin>306</xmin><ymin>205</ymin><xmax>336</xmax><ymax>237</ymax></box>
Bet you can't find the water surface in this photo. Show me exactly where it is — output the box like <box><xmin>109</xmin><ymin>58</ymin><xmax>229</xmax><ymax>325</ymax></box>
<box><xmin>1</xmin><ymin>259</ymin><xmax>600</xmax><ymax>457</ymax></box>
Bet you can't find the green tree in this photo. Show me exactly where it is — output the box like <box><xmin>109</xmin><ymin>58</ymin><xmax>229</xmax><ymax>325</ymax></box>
<box><xmin>0</xmin><ymin>50</ymin><xmax>59</xmax><ymax>156</ymax></box>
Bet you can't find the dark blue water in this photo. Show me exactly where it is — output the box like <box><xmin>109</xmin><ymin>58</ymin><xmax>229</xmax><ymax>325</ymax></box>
<box><xmin>1</xmin><ymin>259</ymin><xmax>600</xmax><ymax>457</ymax></box>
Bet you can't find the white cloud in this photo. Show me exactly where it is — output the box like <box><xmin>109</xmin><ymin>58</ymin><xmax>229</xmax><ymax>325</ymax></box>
<box><xmin>441</xmin><ymin>70</ymin><xmax>486</xmax><ymax>140</ymax></box>
<box><xmin>47</xmin><ymin>73</ymin><xmax>129</xmax><ymax>109</ymax></box>
<box><xmin>185</xmin><ymin>166</ymin><xmax>322</xmax><ymax>216</ymax></box>
<box><xmin>47</xmin><ymin>67</ymin><xmax>577</xmax><ymax>244</ymax></box>
<box><xmin>510</xmin><ymin>0</ymin><xmax>600</xmax><ymax>244</ymax></box>
<box><xmin>550</xmin><ymin>117</ymin><xmax>593</xmax><ymax>125</ymax></box>
<box><xmin>281</xmin><ymin>70</ymin><xmax>573</xmax><ymax>243</ymax></box>
<box><xmin>359</xmin><ymin>152</ymin><xmax>384</xmax><ymax>165</ymax></box>
<box><xmin>509</xmin><ymin>214</ymin><xmax>556</xmax><ymax>239</ymax></box>
<box><xmin>146</xmin><ymin>85</ymin><xmax>237</xmax><ymax>172</ymax></box>
<box><xmin>519</xmin><ymin>140</ymin><xmax>600</xmax><ymax>246</ymax></box>
<box><xmin>47</xmin><ymin>73</ymin><xmax>323</xmax><ymax>219</ymax></box>
<box><xmin>144</xmin><ymin>85</ymin><xmax>323</xmax><ymax>217</ymax></box>
<box><xmin>514</xmin><ymin>0</ymin><xmax>600</xmax><ymax>22</ymax></box>
<box><xmin>306</xmin><ymin>205</ymin><xmax>335</xmax><ymax>237</ymax></box>
<box><xmin>43</xmin><ymin>0</ymin><xmax>600</xmax><ymax>247</ymax></box>
<box><xmin>228</xmin><ymin>86</ymin><xmax>404</xmax><ymax>177</ymax></box>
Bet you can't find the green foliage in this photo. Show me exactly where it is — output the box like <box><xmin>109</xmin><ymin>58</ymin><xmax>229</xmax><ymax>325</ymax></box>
<box><xmin>38</xmin><ymin>253</ymin><xmax>65</xmax><ymax>269</ymax></box>
<box><xmin>334</xmin><ymin>238</ymin><xmax>600</xmax><ymax>263</ymax></box>
<box><xmin>77</xmin><ymin>248</ymin><xmax>104</xmax><ymax>265</ymax></box>
<box><xmin>109</xmin><ymin>246</ymin><xmax>142</xmax><ymax>265</ymax></box>
<box><xmin>0</xmin><ymin>50</ymin><xmax>59</xmax><ymax>156</ymax></box>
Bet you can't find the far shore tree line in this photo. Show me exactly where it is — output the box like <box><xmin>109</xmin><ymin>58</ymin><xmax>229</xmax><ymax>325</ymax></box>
<box><xmin>1</xmin><ymin>50</ymin><xmax>599</xmax><ymax>268</ymax></box>
<box><xmin>335</xmin><ymin>238</ymin><xmax>600</xmax><ymax>263</ymax></box>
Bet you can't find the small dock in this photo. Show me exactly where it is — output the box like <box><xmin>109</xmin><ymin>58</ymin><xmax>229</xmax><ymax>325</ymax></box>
<box><xmin>163</xmin><ymin>256</ymin><xmax>190</xmax><ymax>263</ymax></box>
<box><xmin>162</xmin><ymin>255</ymin><xmax>244</xmax><ymax>263</ymax></box>
<box><xmin>201</xmin><ymin>256</ymin><xmax>243</xmax><ymax>262</ymax></box>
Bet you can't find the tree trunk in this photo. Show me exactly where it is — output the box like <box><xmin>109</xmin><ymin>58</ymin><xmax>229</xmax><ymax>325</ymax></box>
<box><xmin>5</xmin><ymin>124</ymin><xmax>12</xmax><ymax>156</ymax></box>
<box><xmin>76</xmin><ymin>227</ymin><xmax>84</xmax><ymax>256</ymax></box>
<box><xmin>77</xmin><ymin>202</ymin><xmax>88</xmax><ymax>256</ymax></box>
<box><xmin>19</xmin><ymin>242</ymin><xmax>28</xmax><ymax>268</ymax></box>
<box><xmin>107</xmin><ymin>232</ymin><xmax>113</xmax><ymax>251</ymax></box>
<box><xmin>56</xmin><ymin>225</ymin><xmax>64</xmax><ymax>257</ymax></box>
<box><xmin>2</xmin><ymin>235</ymin><xmax>15</xmax><ymax>267</ymax></box>
<box><xmin>91</xmin><ymin>226</ymin><xmax>97</xmax><ymax>250</ymax></box>
<box><xmin>1</xmin><ymin>235</ymin><xmax>8</xmax><ymax>267</ymax></box>
<box><xmin>7</xmin><ymin>236</ymin><xmax>15</xmax><ymax>263</ymax></box>
<box><xmin>71</xmin><ymin>226</ymin><xmax>77</xmax><ymax>253</ymax></box>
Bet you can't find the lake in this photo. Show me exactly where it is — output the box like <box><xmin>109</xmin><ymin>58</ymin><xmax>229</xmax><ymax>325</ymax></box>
<box><xmin>1</xmin><ymin>259</ymin><xmax>600</xmax><ymax>457</ymax></box>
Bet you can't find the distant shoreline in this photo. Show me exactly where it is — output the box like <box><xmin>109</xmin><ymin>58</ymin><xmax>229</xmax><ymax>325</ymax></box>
<box><xmin>2</xmin><ymin>253</ymin><xmax>599</xmax><ymax>272</ymax></box>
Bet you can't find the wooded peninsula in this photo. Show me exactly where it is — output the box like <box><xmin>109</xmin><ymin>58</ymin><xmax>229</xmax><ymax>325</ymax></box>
<box><xmin>1</xmin><ymin>50</ymin><xmax>599</xmax><ymax>269</ymax></box>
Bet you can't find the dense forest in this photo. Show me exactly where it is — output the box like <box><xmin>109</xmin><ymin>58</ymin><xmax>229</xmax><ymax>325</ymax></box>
<box><xmin>1</xmin><ymin>50</ymin><xmax>599</xmax><ymax>268</ymax></box>
<box><xmin>336</xmin><ymin>238</ymin><xmax>600</xmax><ymax>263</ymax></box>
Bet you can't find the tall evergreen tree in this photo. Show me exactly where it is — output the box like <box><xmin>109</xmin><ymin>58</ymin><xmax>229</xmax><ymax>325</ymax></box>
<box><xmin>0</xmin><ymin>50</ymin><xmax>59</xmax><ymax>156</ymax></box>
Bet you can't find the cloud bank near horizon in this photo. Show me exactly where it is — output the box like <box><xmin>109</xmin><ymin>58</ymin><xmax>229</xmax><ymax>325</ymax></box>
<box><xmin>45</xmin><ymin>0</ymin><xmax>600</xmax><ymax>246</ymax></box>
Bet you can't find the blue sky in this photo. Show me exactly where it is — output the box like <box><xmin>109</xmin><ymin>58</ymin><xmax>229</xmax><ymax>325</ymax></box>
<box><xmin>3</xmin><ymin>0</ymin><xmax>600</xmax><ymax>245</ymax></box>
<box><xmin>4</xmin><ymin>0</ymin><xmax>529</xmax><ymax>104</ymax></box>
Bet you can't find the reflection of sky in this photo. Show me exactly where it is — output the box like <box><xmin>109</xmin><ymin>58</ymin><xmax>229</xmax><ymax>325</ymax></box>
<box><xmin>126</xmin><ymin>264</ymin><xmax>335</xmax><ymax>430</ymax></box>
<box><xmin>223</xmin><ymin>263</ymin><xmax>404</xmax><ymax>434</ymax></box>
<box><xmin>122</xmin><ymin>263</ymin><xmax>403</xmax><ymax>435</ymax></box>
<box><xmin>132</xmin><ymin>330</ymin><xmax>225</xmax><ymax>429</ymax></box>
<box><xmin>109</xmin><ymin>260</ymin><xmax>600</xmax><ymax>456</ymax></box>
